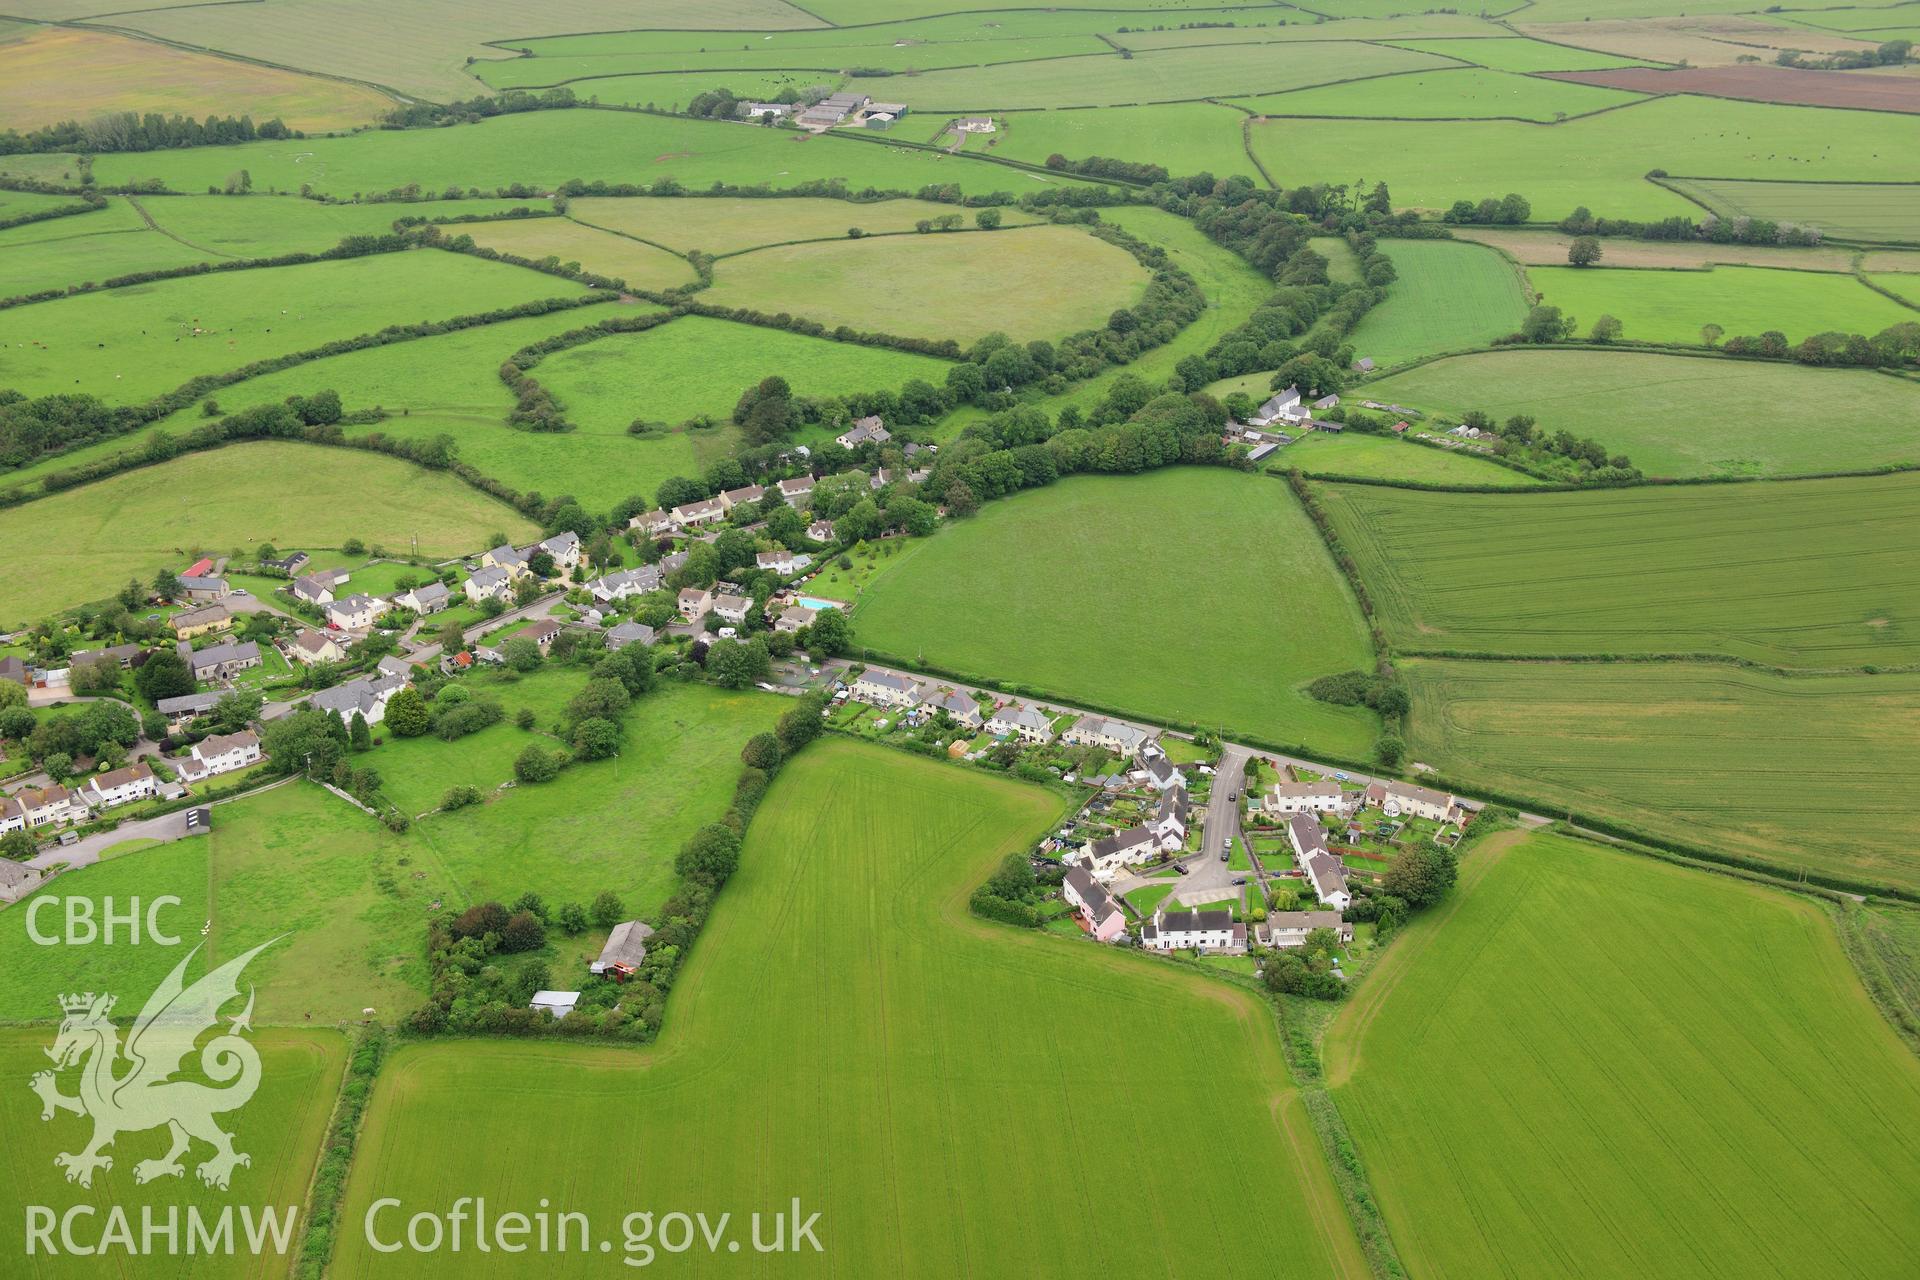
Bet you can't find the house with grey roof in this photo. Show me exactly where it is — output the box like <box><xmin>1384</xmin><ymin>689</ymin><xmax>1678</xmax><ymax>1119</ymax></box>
<box><xmin>986</xmin><ymin>702</ymin><xmax>1053</xmax><ymax>744</ymax></box>
<box><xmin>1263</xmin><ymin>780</ymin><xmax>1349</xmax><ymax>818</ymax></box>
<box><xmin>537</xmin><ymin>531</ymin><xmax>582</xmax><ymax>572</ymax></box>
<box><xmin>757</xmin><ymin>549</ymin><xmax>811</xmax><ymax>576</ymax></box>
<box><xmin>394</xmin><ymin>581</ymin><xmax>451</xmax><ymax>615</ymax></box>
<box><xmin>606</xmin><ymin>621</ymin><xmax>655</xmax><ymax>651</ymax></box>
<box><xmin>1076</xmin><ymin>825</ymin><xmax>1160</xmax><ymax>880</ymax></box>
<box><xmin>589</xmin><ymin>565</ymin><xmax>662</xmax><ymax>603</ymax></box>
<box><xmin>309</xmin><ymin>672</ymin><xmax>405</xmax><ymax>725</ymax></box>
<box><xmin>157</xmin><ymin>691</ymin><xmax>222</xmax><ymax>731</ymax></box>
<box><xmin>180</xmin><ymin>639</ymin><xmax>261</xmax><ymax>681</ymax></box>
<box><xmin>1142</xmin><ymin>908</ymin><xmax>1246</xmax><ymax>954</ymax></box>
<box><xmin>323</xmin><ymin>593</ymin><xmax>380</xmax><ymax>631</ymax></box>
<box><xmin>835</xmin><ymin>416</ymin><xmax>890</xmax><ymax>449</ymax></box>
<box><xmin>922</xmin><ymin>687</ymin><xmax>982</xmax><ymax>729</ymax></box>
<box><xmin>1062</xmin><ymin>866</ymin><xmax>1126</xmax><ymax>941</ymax></box>
<box><xmin>1256</xmin><ymin>912</ymin><xmax>1354</xmax><ymax>950</ymax></box>
<box><xmin>1063</xmin><ymin>715</ymin><xmax>1151</xmax><ymax>757</ymax></box>
<box><xmin>175</xmin><ymin>575</ymin><xmax>230</xmax><ymax>603</ymax></box>
<box><xmin>850</xmin><ymin>669</ymin><xmax>920</xmax><ymax>709</ymax></box>
<box><xmin>590</xmin><ymin>920</ymin><xmax>656</xmax><ymax>978</ymax></box>
<box><xmin>776</xmin><ymin>475</ymin><xmax>815</xmax><ymax>504</ymax></box>
<box><xmin>464</xmin><ymin>565</ymin><xmax>513</xmax><ymax>604</ymax></box>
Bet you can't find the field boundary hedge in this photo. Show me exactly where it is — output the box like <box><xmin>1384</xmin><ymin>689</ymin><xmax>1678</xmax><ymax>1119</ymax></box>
<box><xmin>1397</xmin><ymin>647</ymin><xmax>1919</xmax><ymax>678</ymax></box>
<box><xmin>292</xmin><ymin>1023</ymin><xmax>386</xmax><ymax>1280</ymax></box>
<box><xmin>0</xmin><ymin>194</ymin><xmax>104</xmax><ymax>232</ymax></box>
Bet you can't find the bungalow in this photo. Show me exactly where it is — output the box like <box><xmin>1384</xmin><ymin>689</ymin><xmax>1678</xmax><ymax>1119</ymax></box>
<box><xmin>72</xmin><ymin>643</ymin><xmax>142</xmax><ymax>671</ymax></box>
<box><xmin>181</xmin><ymin>639</ymin><xmax>261</xmax><ymax>681</ymax></box>
<box><xmin>171</xmin><ymin>604</ymin><xmax>233</xmax><ymax>640</ymax></box>
<box><xmin>3</xmin><ymin>784</ymin><xmax>87</xmax><ymax>830</ymax></box>
<box><xmin>1249</xmin><ymin>385</ymin><xmax>1306</xmax><ymax>428</ymax></box>
<box><xmin>78</xmin><ymin>762</ymin><xmax>156</xmax><ymax>811</ymax></box>
<box><xmin>628</xmin><ymin>509</ymin><xmax>674</xmax><ymax>537</ymax></box>
<box><xmin>1303</xmin><ymin>852</ymin><xmax>1352</xmax><ymax>911</ymax></box>
<box><xmin>522</xmin><ymin>619</ymin><xmax>561</xmax><ymax>652</ymax></box>
<box><xmin>175</xmin><ymin>575</ymin><xmax>230</xmax><ymax>603</ymax></box>
<box><xmin>323</xmin><ymin>594</ymin><xmax>380</xmax><ymax>631</ymax></box>
<box><xmin>756</xmin><ymin>549</ymin><xmax>811</xmax><ymax>576</ymax></box>
<box><xmin>773</xmin><ymin>606</ymin><xmax>814</xmax><ymax>635</ymax></box>
<box><xmin>1365</xmin><ymin>779</ymin><xmax>1461</xmax><ymax>824</ymax></box>
<box><xmin>1063</xmin><ymin>715</ymin><xmax>1151</xmax><ymax>757</ymax></box>
<box><xmin>1255</xmin><ymin>911</ymin><xmax>1354</xmax><ymax>950</ymax></box>
<box><xmin>481</xmin><ymin>544</ymin><xmax>530</xmax><ymax>578</ymax></box>
<box><xmin>741</xmin><ymin>101</ymin><xmax>792</xmax><ymax>120</ymax></box>
<box><xmin>1062</xmin><ymin>866</ymin><xmax>1127</xmax><ymax>942</ymax></box>
<box><xmin>955</xmin><ymin>116</ymin><xmax>995</xmax><ymax>133</ymax></box>
<box><xmin>835</xmin><ymin>416</ymin><xmax>890</xmax><ymax>449</ymax></box>
<box><xmin>179</xmin><ymin>730</ymin><xmax>262</xmax><ymax>782</ymax></box>
<box><xmin>377</xmin><ymin>655</ymin><xmax>416</xmax><ymax>681</ymax></box>
<box><xmin>677</xmin><ymin>587</ymin><xmax>713</xmax><ymax>623</ymax></box>
<box><xmin>1141</xmin><ymin>908</ymin><xmax>1246</xmax><ymax>955</ymax></box>
<box><xmin>1077</xmin><ymin>825</ymin><xmax>1160</xmax><ymax>880</ymax></box>
<box><xmin>530</xmin><ymin>990</ymin><xmax>580</xmax><ymax>1019</ymax></box>
<box><xmin>157</xmin><ymin>691</ymin><xmax>221</xmax><ymax>732</ymax></box>
<box><xmin>587</xmin><ymin>565</ymin><xmax>661</xmax><ymax>603</ymax></box>
<box><xmin>262</xmin><ymin>551</ymin><xmax>309</xmax><ymax>575</ymax></box>
<box><xmin>310</xmin><ymin>672</ymin><xmax>405</xmax><ymax>726</ymax></box>
<box><xmin>1263</xmin><ymin>780</ymin><xmax>1349</xmax><ymax>818</ymax></box>
<box><xmin>464</xmin><ymin>566</ymin><xmax>513</xmax><ymax>604</ymax></box>
<box><xmin>776</xmin><ymin>475</ymin><xmax>815</xmax><ymax>504</ymax></box>
<box><xmin>806</xmin><ymin>519</ymin><xmax>836</xmax><ymax>543</ymax></box>
<box><xmin>922</xmin><ymin>687</ymin><xmax>983</xmax><ymax>729</ymax></box>
<box><xmin>291</xmin><ymin>570</ymin><xmax>344</xmax><ymax>606</ymax></box>
<box><xmin>1152</xmin><ymin>786</ymin><xmax>1191</xmax><ymax>851</ymax></box>
<box><xmin>590</xmin><ymin>920</ymin><xmax>655</xmax><ymax>978</ymax></box>
<box><xmin>537</xmin><ymin>531</ymin><xmax>582</xmax><ymax>572</ymax></box>
<box><xmin>289</xmin><ymin>629</ymin><xmax>347</xmax><ymax>665</ymax></box>
<box><xmin>606</xmin><ymin>621</ymin><xmax>655</xmax><ymax>651</ymax></box>
<box><xmin>851</xmin><ymin>669</ymin><xmax>921</xmax><ymax>709</ymax></box>
<box><xmin>0</xmin><ymin>858</ymin><xmax>42</xmax><ymax>903</ymax></box>
<box><xmin>1137</xmin><ymin>750</ymin><xmax>1183</xmax><ymax>793</ymax></box>
<box><xmin>670</xmin><ymin>499</ymin><xmax>727</xmax><ymax>529</ymax></box>
<box><xmin>717</xmin><ymin>483</ymin><xmax>765</xmax><ymax>511</ymax></box>
<box><xmin>986</xmin><ymin>702</ymin><xmax>1053</xmax><ymax>745</ymax></box>
<box><xmin>393</xmin><ymin>581</ymin><xmax>451</xmax><ymax>615</ymax></box>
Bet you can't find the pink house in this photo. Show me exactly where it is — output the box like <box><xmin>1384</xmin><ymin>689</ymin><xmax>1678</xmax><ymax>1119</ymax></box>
<box><xmin>1063</xmin><ymin>866</ymin><xmax>1127</xmax><ymax>942</ymax></box>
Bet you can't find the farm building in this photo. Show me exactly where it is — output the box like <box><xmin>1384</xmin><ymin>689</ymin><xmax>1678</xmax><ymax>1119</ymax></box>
<box><xmin>591</xmin><ymin>921</ymin><xmax>655</xmax><ymax>979</ymax></box>
<box><xmin>531</xmin><ymin>991</ymin><xmax>580</xmax><ymax>1019</ymax></box>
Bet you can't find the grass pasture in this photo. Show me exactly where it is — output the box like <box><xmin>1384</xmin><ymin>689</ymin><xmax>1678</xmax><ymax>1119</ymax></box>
<box><xmin>1328</xmin><ymin>829</ymin><xmax>1920</xmax><ymax>1277</ymax></box>
<box><xmin>1264</xmin><ymin>431</ymin><xmax>1544</xmax><ymax>486</ymax></box>
<box><xmin>1525</xmin><ymin>263</ymin><xmax>1918</xmax><ymax>346</ymax></box>
<box><xmin>849</xmin><ymin>468</ymin><xmax>1379</xmax><ymax>756</ymax></box>
<box><xmin>1386</xmin><ymin>35</ymin><xmax>1655</xmax><ymax>72</ymax></box>
<box><xmin>1236</xmin><ymin>67</ymin><xmax>1645</xmax><ymax>121</ymax></box>
<box><xmin>1347</xmin><ymin>239</ymin><xmax>1530</xmax><ymax>368</ymax></box>
<box><xmin>335</xmin><ymin>738</ymin><xmax>1368</xmax><ymax>1277</ymax></box>
<box><xmin>1359</xmin><ymin>348</ymin><xmax>1920</xmax><ymax>478</ymax></box>
<box><xmin>1448</xmin><ymin>224</ymin><xmax>1857</xmax><ymax>273</ymax></box>
<box><xmin>704</xmin><ymin>224</ymin><xmax>1148</xmax><ymax>343</ymax></box>
<box><xmin>0</xmin><ymin>22</ymin><xmax>392</xmax><ymax>131</ymax></box>
<box><xmin>137</xmin><ymin>193</ymin><xmax>549</xmax><ymax>258</ymax></box>
<box><xmin>1665</xmin><ymin>177</ymin><xmax>1920</xmax><ymax>244</ymax></box>
<box><xmin>456</xmin><ymin>216</ymin><xmax>698</xmax><ymax>291</ymax></box>
<box><xmin>1318</xmin><ymin>473</ymin><xmax>1920</xmax><ymax>668</ymax></box>
<box><xmin>0</xmin><ymin>441</ymin><xmax>535</xmax><ymax>621</ymax></box>
<box><xmin>568</xmin><ymin>195</ymin><xmax>1036</xmax><ymax>256</ymax></box>
<box><xmin>0</xmin><ymin>248</ymin><xmax>589</xmax><ymax>404</ymax></box>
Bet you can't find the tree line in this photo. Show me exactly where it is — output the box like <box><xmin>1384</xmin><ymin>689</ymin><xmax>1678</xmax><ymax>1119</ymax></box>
<box><xmin>0</xmin><ymin>111</ymin><xmax>293</xmax><ymax>156</ymax></box>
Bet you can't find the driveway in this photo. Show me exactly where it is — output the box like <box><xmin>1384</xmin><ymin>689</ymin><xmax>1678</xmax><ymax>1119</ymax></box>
<box><xmin>24</xmin><ymin>808</ymin><xmax>199</xmax><ymax>873</ymax></box>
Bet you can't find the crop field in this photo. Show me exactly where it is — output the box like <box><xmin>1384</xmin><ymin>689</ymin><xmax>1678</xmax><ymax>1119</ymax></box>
<box><xmin>1327</xmin><ymin>829</ymin><xmax>1920</xmax><ymax>1277</ymax></box>
<box><xmin>334</xmin><ymin>739</ymin><xmax>1368</xmax><ymax>1278</ymax></box>
<box><xmin>1360</xmin><ymin>348</ymin><xmax>1920</xmax><ymax>478</ymax></box>
<box><xmin>75</xmin><ymin>110</ymin><xmax>1096</xmax><ymax>201</ymax></box>
<box><xmin>535</xmin><ymin>314</ymin><xmax>951</xmax><ymax>439</ymax></box>
<box><xmin>455</xmin><ymin>215</ymin><xmax>699</xmax><ymax>290</ymax></box>
<box><xmin>406</xmin><ymin>684</ymin><xmax>784</xmax><ymax>921</ymax></box>
<box><xmin>978</xmin><ymin>102</ymin><xmax>1257</xmax><ymax>184</ymax></box>
<box><xmin>0</xmin><ymin>441</ymin><xmax>535</xmax><ymax>621</ymax></box>
<box><xmin>1515</xmin><ymin>14</ymin><xmax>1887</xmax><ymax>64</ymax></box>
<box><xmin>1448</xmin><ymin>224</ymin><xmax>1857</xmax><ymax>272</ymax></box>
<box><xmin>1525</xmin><ymin>263</ymin><xmax>1918</xmax><ymax>345</ymax></box>
<box><xmin>0</xmin><ymin>22</ymin><xmax>392</xmax><ymax>131</ymax></box>
<box><xmin>472</xmin><ymin>40</ymin><xmax>1108</xmax><ymax>90</ymax></box>
<box><xmin>1319</xmin><ymin>472</ymin><xmax>1920</xmax><ymax>667</ymax></box>
<box><xmin>1386</xmin><ymin>35</ymin><xmax>1656</xmax><ymax>72</ymax></box>
<box><xmin>1237</xmin><ymin>67</ymin><xmax>1646</xmax><ymax>121</ymax></box>
<box><xmin>0</xmin><ymin>248</ymin><xmax>589</xmax><ymax>404</ymax></box>
<box><xmin>704</xmin><ymin>225</ymin><xmax>1149</xmax><ymax>343</ymax></box>
<box><xmin>849</xmin><ymin>469</ymin><xmax>1379</xmax><ymax>756</ymax></box>
<box><xmin>1549</xmin><ymin>63</ymin><xmax>1920</xmax><ymax>113</ymax></box>
<box><xmin>0</xmin><ymin>1026</ymin><xmax>345</xmax><ymax>1277</ymax></box>
<box><xmin>1251</xmin><ymin>96</ymin><xmax>1920</xmax><ymax>221</ymax></box>
<box><xmin>1347</xmin><ymin>239</ymin><xmax>1530</xmax><ymax>368</ymax></box>
<box><xmin>1665</xmin><ymin>177</ymin><xmax>1920</xmax><ymax>243</ymax></box>
<box><xmin>568</xmin><ymin>195</ymin><xmax>1036</xmax><ymax>256</ymax></box>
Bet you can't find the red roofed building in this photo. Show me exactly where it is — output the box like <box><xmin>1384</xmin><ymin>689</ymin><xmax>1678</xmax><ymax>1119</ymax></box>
<box><xmin>185</xmin><ymin>557</ymin><xmax>215</xmax><ymax>577</ymax></box>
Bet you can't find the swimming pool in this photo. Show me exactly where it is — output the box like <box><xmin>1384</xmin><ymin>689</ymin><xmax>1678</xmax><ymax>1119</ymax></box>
<box><xmin>796</xmin><ymin>597</ymin><xmax>845</xmax><ymax>610</ymax></box>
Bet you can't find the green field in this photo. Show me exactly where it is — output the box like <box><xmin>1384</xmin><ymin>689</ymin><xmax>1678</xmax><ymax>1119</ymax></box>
<box><xmin>0</xmin><ymin>441</ymin><xmax>536</xmax><ymax>621</ymax></box>
<box><xmin>849</xmin><ymin>468</ymin><xmax>1380</xmax><ymax>756</ymax></box>
<box><xmin>334</xmin><ymin>738</ymin><xmax>1368</xmax><ymax>1276</ymax></box>
<box><xmin>1319</xmin><ymin>473</ymin><xmax>1920</xmax><ymax>667</ymax></box>
<box><xmin>569</xmin><ymin>194</ymin><xmax>1036</xmax><ymax>256</ymax></box>
<box><xmin>0</xmin><ymin>1026</ymin><xmax>345</xmax><ymax>1277</ymax></box>
<box><xmin>1666</xmin><ymin>177</ymin><xmax>1920</xmax><ymax>244</ymax></box>
<box><xmin>1360</xmin><ymin>348</ymin><xmax>1920</xmax><ymax>478</ymax></box>
<box><xmin>0</xmin><ymin>248</ymin><xmax>589</xmax><ymax>404</ymax></box>
<box><xmin>925</xmin><ymin>102</ymin><xmax>1258</xmax><ymax>182</ymax></box>
<box><xmin>1237</xmin><ymin>67</ymin><xmax>1645</xmax><ymax>121</ymax></box>
<box><xmin>1403</xmin><ymin>660</ymin><xmax>1920</xmax><ymax>892</ymax></box>
<box><xmin>63</xmin><ymin>110</ymin><xmax>1101</xmax><ymax>201</ymax></box>
<box><xmin>1527</xmin><ymin>264</ymin><xmax>1919</xmax><ymax>346</ymax></box>
<box><xmin>1262</xmin><ymin>430</ymin><xmax>1544</xmax><ymax>486</ymax></box>
<box><xmin>535</xmin><ymin>314</ymin><xmax>956</xmax><ymax>434</ymax></box>
<box><xmin>1348</xmin><ymin>239</ymin><xmax>1530</xmax><ymax>368</ymax></box>
<box><xmin>1327</xmin><ymin>829</ymin><xmax>1920</xmax><ymax>1277</ymax></box>
<box><xmin>1387</xmin><ymin>35</ymin><xmax>1655</xmax><ymax>72</ymax></box>
<box><xmin>1251</xmin><ymin>96</ymin><xmax>1920</xmax><ymax>221</ymax></box>
<box><xmin>476</xmin><ymin>35</ymin><xmax>1110</xmax><ymax>88</ymax></box>
<box><xmin>705</xmin><ymin>224</ymin><xmax>1149</xmax><ymax>343</ymax></box>
<box><xmin>459</xmin><ymin>216</ymin><xmax>700</xmax><ymax>290</ymax></box>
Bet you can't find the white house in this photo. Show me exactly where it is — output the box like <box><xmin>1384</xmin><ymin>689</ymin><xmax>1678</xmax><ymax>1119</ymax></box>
<box><xmin>1256</xmin><ymin>911</ymin><xmax>1354</xmax><ymax>950</ymax></box>
<box><xmin>677</xmin><ymin>587</ymin><xmax>712</xmax><ymax>622</ymax></box>
<box><xmin>1076</xmin><ymin>826</ymin><xmax>1160</xmax><ymax>881</ymax></box>
<box><xmin>1250</xmin><ymin>385</ymin><xmax>1307</xmax><ymax>427</ymax></box>
<box><xmin>1287</xmin><ymin>813</ymin><xmax>1329</xmax><ymax>864</ymax></box>
<box><xmin>1137</xmin><ymin>749</ymin><xmax>1183</xmax><ymax>793</ymax></box>
<box><xmin>1152</xmin><ymin>786</ymin><xmax>1191</xmax><ymax>852</ymax></box>
<box><xmin>289</xmin><ymin>629</ymin><xmax>347</xmax><ymax>665</ymax></box>
<box><xmin>756</xmin><ymin>549</ymin><xmax>811</xmax><ymax>576</ymax></box>
<box><xmin>393</xmin><ymin>581</ymin><xmax>451</xmax><ymax>615</ymax></box>
<box><xmin>806</xmin><ymin>520</ymin><xmax>835</xmax><ymax>543</ymax></box>
<box><xmin>291</xmin><ymin>570</ymin><xmax>346</xmax><ymax>606</ymax></box>
<box><xmin>1364</xmin><ymin>780</ymin><xmax>1461</xmax><ymax>824</ymax></box>
<box><xmin>176</xmin><ymin>730</ymin><xmax>262</xmax><ymax>783</ymax></box>
<box><xmin>954</xmin><ymin>116</ymin><xmax>995</xmax><ymax>133</ymax></box>
<box><xmin>986</xmin><ymin>702</ymin><xmax>1053</xmax><ymax>744</ymax></box>
<box><xmin>324</xmin><ymin>594</ymin><xmax>380</xmax><ymax>631</ymax></box>
<box><xmin>741</xmin><ymin>102</ymin><xmax>792</xmax><ymax>120</ymax></box>
<box><xmin>851</xmin><ymin>669</ymin><xmax>920</xmax><ymax>709</ymax></box>
<box><xmin>772</xmin><ymin>606</ymin><xmax>812</xmax><ymax>634</ymax></box>
<box><xmin>671</xmin><ymin>499</ymin><xmax>727</xmax><ymax>529</ymax></box>
<box><xmin>628</xmin><ymin>509</ymin><xmax>674</xmax><ymax>537</ymax></box>
<box><xmin>836</xmin><ymin>416</ymin><xmax>890</xmax><ymax>449</ymax></box>
<box><xmin>537</xmin><ymin>531</ymin><xmax>582</xmax><ymax>572</ymax></box>
<box><xmin>1063</xmin><ymin>716</ymin><xmax>1152</xmax><ymax>757</ymax></box>
<box><xmin>1303</xmin><ymin>852</ymin><xmax>1352</xmax><ymax>911</ymax></box>
<box><xmin>777</xmin><ymin>475</ymin><xmax>815</xmax><ymax>504</ymax></box>
<box><xmin>588</xmin><ymin>566</ymin><xmax>661</xmax><ymax>603</ymax></box>
<box><xmin>1263</xmin><ymin>780</ymin><xmax>1349</xmax><ymax>818</ymax></box>
<box><xmin>1</xmin><ymin>784</ymin><xmax>86</xmax><ymax>831</ymax></box>
<box><xmin>78</xmin><ymin>763</ymin><xmax>157</xmax><ymax>811</ymax></box>
<box><xmin>464</xmin><ymin>566</ymin><xmax>513</xmax><ymax>604</ymax></box>
<box><xmin>922</xmin><ymin>687</ymin><xmax>982</xmax><ymax>729</ymax></box>
<box><xmin>1141</xmin><ymin>908</ymin><xmax>1246</xmax><ymax>954</ymax></box>
<box><xmin>310</xmin><ymin>672</ymin><xmax>405</xmax><ymax>726</ymax></box>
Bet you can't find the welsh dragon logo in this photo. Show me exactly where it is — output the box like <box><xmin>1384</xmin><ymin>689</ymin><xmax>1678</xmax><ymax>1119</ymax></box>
<box><xmin>30</xmin><ymin>939</ymin><xmax>277</xmax><ymax>1191</ymax></box>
